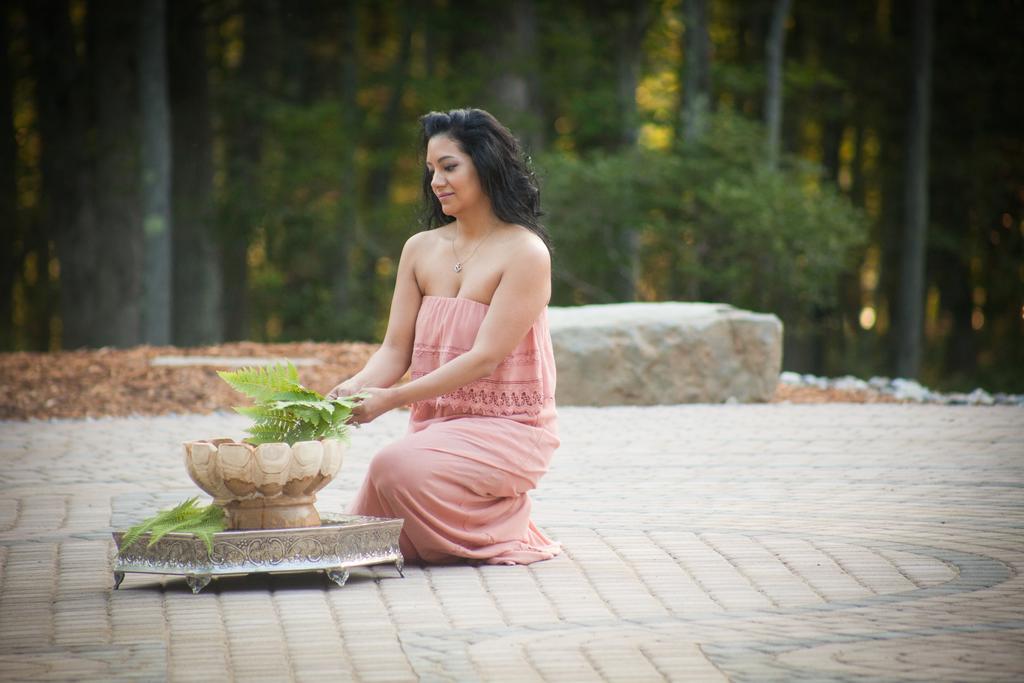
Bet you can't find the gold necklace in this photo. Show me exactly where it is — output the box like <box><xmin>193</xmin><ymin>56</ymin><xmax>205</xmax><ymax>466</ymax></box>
<box><xmin>451</xmin><ymin>223</ymin><xmax>496</xmax><ymax>273</ymax></box>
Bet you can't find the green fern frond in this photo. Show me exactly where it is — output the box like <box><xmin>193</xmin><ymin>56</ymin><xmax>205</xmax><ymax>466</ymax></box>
<box><xmin>329</xmin><ymin>394</ymin><xmax>363</xmax><ymax>409</ymax></box>
<box><xmin>147</xmin><ymin>503</ymin><xmax>224</xmax><ymax>547</ymax></box>
<box><xmin>191</xmin><ymin>523</ymin><xmax>223</xmax><ymax>555</ymax></box>
<box><xmin>321</xmin><ymin>423</ymin><xmax>350</xmax><ymax>441</ymax></box>
<box><xmin>270</xmin><ymin>402</ymin><xmax>333</xmax><ymax>427</ymax></box>
<box><xmin>118</xmin><ymin>498</ymin><xmax>226</xmax><ymax>556</ymax></box>
<box><xmin>217</xmin><ymin>362</ymin><xmax>303</xmax><ymax>403</ymax></box>
<box><xmin>154</xmin><ymin>497</ymin><xmax>201</xmax><ymax>526</ymax></box>
<box><xmin>270</xmin><ymin>388</ymin><xmax>321</xmax><ymax>402</ymax></box>
<box><xmin>246</xmin><ymin>421</ymin><xmax>292</xmax><ymax>437</ymax></box>
<box><xmin>119</xmin><ymin>516</ymin><xmax>160</xmax><ymax>552</ymax></box>
<box><xmin>235</xmin><ymin>405</ymin><xmax>296</xmax><ymax>421</ymax></box>
<box><xmin>246</xmin><ymin>412</ymin><xmax>302</xmax><ymax>431</ymax></box>
<box><xmin>276</xmin><ymin>428</ymin><xmax>316</xmax><ymax>445</ymax></box>
<box><xmin>270</xmin><ymin>398</ymin><xmax>334</xmax><ymax>412</ymax></box>
<box><xmin>329</xmin><ymin>402</ymin><xmax>355</xmax><ymax>423</ymax></box>
<box><xmin>220</xmin><ymin>362</ymin><xmax>364</xmax><ymax>446</ymax></box>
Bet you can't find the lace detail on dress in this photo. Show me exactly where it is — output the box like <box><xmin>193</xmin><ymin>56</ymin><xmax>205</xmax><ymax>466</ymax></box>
<box><xmin>437</xmin><ymin>385</ymin><xmax>545</xmax><ymax>417</ymax></box>
<box><xmin>411</xmin><ymin>372</ymin><xmax>546</xmax><ymax>417</ymax></box>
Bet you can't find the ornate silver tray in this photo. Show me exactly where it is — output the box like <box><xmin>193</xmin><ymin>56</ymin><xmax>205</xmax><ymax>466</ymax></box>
<box><xmin>112</xmin><ymin>514</ymin><xmax>404</xmax><ymax>593</ymax></box>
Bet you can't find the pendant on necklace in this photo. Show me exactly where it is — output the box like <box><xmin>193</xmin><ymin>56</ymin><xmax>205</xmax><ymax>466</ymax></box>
<box><xmin>453</xmin><ymin>263</ymin><xmax>463</xmax><ymax>273</ymax></box>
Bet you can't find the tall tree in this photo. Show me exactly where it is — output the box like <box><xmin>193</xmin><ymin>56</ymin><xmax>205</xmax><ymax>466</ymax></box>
<box><xmin>1</xmin><ymin>4</ymin><xmax>19</xmax><ymax>348</ymax></box>
<box><xmin>356</xmin><ymin>0</ymin><xmax>414</xmax><ymax>314</ymax></box>
<box><xmin>28</xmin><ymin>0</ymin><xmax>94</xmax><ymax>349</ymax></box>
<box><xmin>681</xmin><ymin>0</ymin><xmax>711</xmax><ymax>144</ymax></box>
<box><xmin>364</xmin><ymin>2</ymin><xmax>413</xmax><ymax>216</ymax></box>
<box><xmin>604</xmin><ymin>0</ymin><xmax>653</xmax><ymax>300</ymax></box>
<box><xmin>764</xmin><ymin>0</ymin><xmax>792</xmax><ymax>167</ymax></box>
<box><xmin>486</xmin><ymin>0</ymin><xmax>545</xmax><ymax>153</ymax></box>
<box><xmin>92</xmin><ymin>0</ymin><xmax>143</xmax><ymax>347</ymax></box>
<box><xmin>609</xmin><ymin>0</ymin><xmax>652</xmax><ymax>148</ymax></box>
<box><xmin>169</xmin><ymin>0</ymin><xmax>221</xmax><ymax>345</ymax></box>
<box><xmin>895</xmin><ymin>0</ymin><xmax>933</xmax><ymax>377</ymax></box>
<box><xmin>330</xmin><ymin>0</ymin><xmax>361</xmax><ymax>328</ymax></box>
<box><xmin>222</xmin><ymin>0</ymin><xmax>274</xmax><ymax>340</ymax></box>
<box><xmin>138</xmin><ymin>0</ymin><xmax>172</xmax><ymax>344</ymax></box>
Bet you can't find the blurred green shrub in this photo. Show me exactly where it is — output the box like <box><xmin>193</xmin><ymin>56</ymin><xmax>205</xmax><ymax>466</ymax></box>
<box><xmin>540</xmin><ymin>111</ymin><xmax>868</xmax><ymax>333</ymax></box>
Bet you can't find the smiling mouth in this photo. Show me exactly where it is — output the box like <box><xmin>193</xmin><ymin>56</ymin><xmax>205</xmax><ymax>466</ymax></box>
<box><xmin>437</xmin><ymin>193</ymin><xmax>454</xmax><ymax>199</ymax></box>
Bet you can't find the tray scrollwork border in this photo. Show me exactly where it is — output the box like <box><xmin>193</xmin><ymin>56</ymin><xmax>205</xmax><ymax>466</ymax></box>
<box><xmin>112</xmin><ymin>514</ymin><xmax>404</xmax><ymax>593</ymax></box>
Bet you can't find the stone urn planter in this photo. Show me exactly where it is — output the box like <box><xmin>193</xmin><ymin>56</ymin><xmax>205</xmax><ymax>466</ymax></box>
<box><xmin>184</xmin><ymin>437</ymin><xmax>345</xmax><ymax>530</ymax></box>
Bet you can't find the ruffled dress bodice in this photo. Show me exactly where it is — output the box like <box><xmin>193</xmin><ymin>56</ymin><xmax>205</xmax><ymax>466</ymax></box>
<box><xmin>410</xmin><ymin>295</ymin><xmax>557</xmax><ymax>428</ymax></box>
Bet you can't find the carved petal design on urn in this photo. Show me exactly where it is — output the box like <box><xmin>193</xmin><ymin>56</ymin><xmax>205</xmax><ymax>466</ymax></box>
<box><xmin>254</xmin><ymin>443</ymin><xmax>290</xmax><ymax>496</ymax></box>
<box><xmin>286</xmin><ymin>441</ymin><xmax>323</xmax><ymax>496</ymax></box>
<box><xmin>183</xmin><ymin>438</ymin><xmax>346</xmax><ymax>530</ymax></box>
<box><xmin>218</xmin><ymin>442</ymin><xmax>258</xmax><ymax>496</ymax></box>
<box><xmin>319</xmin><ymin>439</ymin><xmax>344</xmax><ymax>488</ymax></box>
<box><xmin>184</xmin><ymin>440</ymin><xmax>233</xmax><ymax>500</ymax></box>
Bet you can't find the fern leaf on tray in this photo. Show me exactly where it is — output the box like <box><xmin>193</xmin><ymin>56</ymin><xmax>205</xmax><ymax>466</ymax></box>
<box><xmin>118</xmin><ymin>497</ymin><xmax>226</xmax><ymax>556</ymax></box>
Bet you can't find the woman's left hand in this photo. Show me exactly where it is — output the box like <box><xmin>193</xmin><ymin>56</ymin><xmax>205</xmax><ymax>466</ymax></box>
<box><xmin>349</xmin><ymin>387</ymin><xmax>397</xmax><ymax>425</ymax></box>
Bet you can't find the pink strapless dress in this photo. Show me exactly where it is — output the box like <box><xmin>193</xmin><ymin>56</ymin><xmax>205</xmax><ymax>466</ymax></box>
<box><xmin>346</xmin><ymin>295</ymin><xmax>562</xmax><ymax>565</ymax></box>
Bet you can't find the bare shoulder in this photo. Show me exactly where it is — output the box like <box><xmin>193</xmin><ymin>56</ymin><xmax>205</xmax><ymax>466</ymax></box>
<box><xmin>501</xmin><ymin>226</ymin><xmax>550</xmax><ymax>273</ymax></box>
<box><xmin>403</xmin><ymin>229</ymin><xmax>437</xmax><ymax>252</ymax></box>
<box><xmin>400</xmin><ymin>229</ymin><xmax>445</xmax><ymax>268</ymax></box>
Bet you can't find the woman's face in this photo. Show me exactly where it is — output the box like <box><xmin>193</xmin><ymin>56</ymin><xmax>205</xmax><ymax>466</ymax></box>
<box><xmin>425</xmin><ymin>134</ymin><xmax>486</xmax><ymax>216</ymax></box>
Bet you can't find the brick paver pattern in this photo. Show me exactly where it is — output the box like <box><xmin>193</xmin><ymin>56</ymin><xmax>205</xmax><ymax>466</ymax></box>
<box><xmin>1</xmin><ymin>404</ymin><xmax>1022</xmax><ymax>681</ymax></box>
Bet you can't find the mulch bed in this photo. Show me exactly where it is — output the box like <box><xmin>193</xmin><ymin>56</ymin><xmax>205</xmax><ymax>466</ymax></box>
<box><xmin>0</xmin><ymin>342</ymin><xmax>376</xmax><ymax>421</ymax></box>
<box><xmin>771</xmin><ymin>384</ymin><xmax>898</xmax><ymax>405</ymax></box>
<box><xmin>0</xmin><ymin>342</ymin><xmax>893</xmax><ymax>421</ymax></box>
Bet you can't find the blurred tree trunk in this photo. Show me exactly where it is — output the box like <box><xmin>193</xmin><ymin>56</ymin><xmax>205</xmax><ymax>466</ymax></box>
<box><xmin>611</xmin><ymin>1</ymin><xmax>651</xmax><ymax>300</ymax></box>
<box><xmin>850</xmin><ymin>119</ymin><xmax>865</xmax><ymax>204</ymax></box>
<box><xmin>361</xmin><ymin>0</ymin><xmax>414</xmax><ymax>301</ymax></box>
<box><xmin>92</xmin><ymin>0</ymin><xmax>143</xmax><ymax>347</ymax></box>
<box><xmin>331</xmin><ymin>0</ymin><xmax>359</xmax><ymax>326</ymax></box>
<box><xmin>138</xmin><ymin>0</ymin><xmax>172</xmax><ymax>344</ymax></box>
<box><xmin>423</xmin><ymin>0</ymin><xmax>437</xmax><ymax>79</ymax></box>
<box><xmin>222</xmin><ymin>0</ymin><xmax>274</xmax><ymax>341</ymax></box>
<box><xmin>487</xmin><ymin>0</ymin><xmax>545</xmax><ymax>153</ymax></box>
<box><xmin>820</xmin><ymin>115</ymin><xmax>843</xmax><ymax>183</ymax></box>
<box><xmin>676</xmin><ymin>0</ymin><xmax>711</xmax><ymax>301</ymax></box>
<box><xmin>936</xmin><ymin>241</ymin><xmax>975</xmax><ymax>377</ymax></box>
<box><xmin>833</xmin><ymin>112</ymin><xmax>866</xmax><ymax>366</ymax></box>
<box><xmin>611</xmin><ymin>1</ymin><xmax>651</xmax><ymax>149</ymax></box>
<box><xmin>169</xmin><ymin>0</ymin><xmax>221</xmax><ymax>345</ymax></box>
<box><xmin>680</xmin><ymin>0</ymin><xmax>711</xmax><ymax>144</ymax></box>
<box><xmin>875</xmin><ymin>5</ymin><xmax>908</xmax><ymax>375</ymax></box>
<box><xmin>28</xmin><ymin>0</ymin><xmax>94</xmax><ymax>349</ymax></box>
<box><xmin>895</xmin><ymin>0</ymin><xmax>933</xmax><ymax>378</ymax></box>
<box><xmin>733</xmin><ymin>9</ymin><xmax>756</xmax><ymax>116</ymax></box>
<box><xmin>763</xmin><ymin>0</ymin><xmax>791</xmax><ymax>167</ymax></box>
<box><xmin>0</xmin><ymin>5</ymin><xmax>18</xmax><ymax>349</ymax></box>
<box><xmin>365</xmin><ymin>4</ymin><xmax>412</xmax><ymax>214</ymax></box>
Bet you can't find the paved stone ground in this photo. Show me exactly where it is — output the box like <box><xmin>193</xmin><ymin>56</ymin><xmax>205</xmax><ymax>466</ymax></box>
<box><xmin>0</xmin><ymin>404</ymin><xmax>1022</xmax><ymax>682</ymax></box>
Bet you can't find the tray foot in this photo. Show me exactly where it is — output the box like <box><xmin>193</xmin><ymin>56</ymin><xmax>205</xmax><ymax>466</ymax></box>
<box><xmin>113</xmin><ymin>571</ymin><xmax>125</xmax><ymax>590</ymax></box>
<box><xmin>326</xmin><ymin>568</ymin><xmax>350</xmax><ymax>587</ymax></box>
<box><xmin>186</xmin><ymin>574</ymin><xmax>212</xmax><ymax>594</ymax></box>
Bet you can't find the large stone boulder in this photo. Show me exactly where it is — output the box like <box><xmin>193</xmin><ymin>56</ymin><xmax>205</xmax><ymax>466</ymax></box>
<box><xmin>547</xmin><ymin>302</ymin><xmax>782</xmax><ymax>405</ymax></box>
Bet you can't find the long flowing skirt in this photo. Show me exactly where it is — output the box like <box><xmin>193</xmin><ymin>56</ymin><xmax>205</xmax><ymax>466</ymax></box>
<box><xmin>347</xmin><ymin>415</ymin><xmax>561</xmax><ymax>565</ymax></box>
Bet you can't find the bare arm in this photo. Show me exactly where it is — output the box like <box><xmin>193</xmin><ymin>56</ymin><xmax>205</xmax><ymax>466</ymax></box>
<box><xmin>351</xmin><ymin>234</ymin><xmax>551</xmax><ymax>423</ymax></box>
<box><xmin>327</xmin><ymin>234</ymin><xmax>424</xmax><ymax>397</ymax></box>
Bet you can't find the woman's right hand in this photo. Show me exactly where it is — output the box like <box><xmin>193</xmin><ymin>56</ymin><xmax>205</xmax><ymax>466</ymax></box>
<box><xmin>327</xmin><ymin>377</ymin><xmax>365</xmax><ymax>400</ymax></box>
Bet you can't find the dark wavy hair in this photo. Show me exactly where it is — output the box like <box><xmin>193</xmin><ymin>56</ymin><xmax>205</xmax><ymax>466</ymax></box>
<box><xmin>419</xmin><ymin>108</ymin><xmax>550</xmax><ymax>250</ymax></box>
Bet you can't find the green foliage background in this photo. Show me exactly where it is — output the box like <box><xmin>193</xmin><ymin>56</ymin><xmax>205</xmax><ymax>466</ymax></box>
<box><xmin>4</xmin><ymin>0</ymin><xmax>1022</xmax><ymax>391</ymax></box>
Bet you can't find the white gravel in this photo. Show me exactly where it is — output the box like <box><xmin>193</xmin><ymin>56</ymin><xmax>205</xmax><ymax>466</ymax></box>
<box><xmin>779</xmin><ymin>371</ymin><xmax>1023</xmax><ymax>406</ymax></box>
